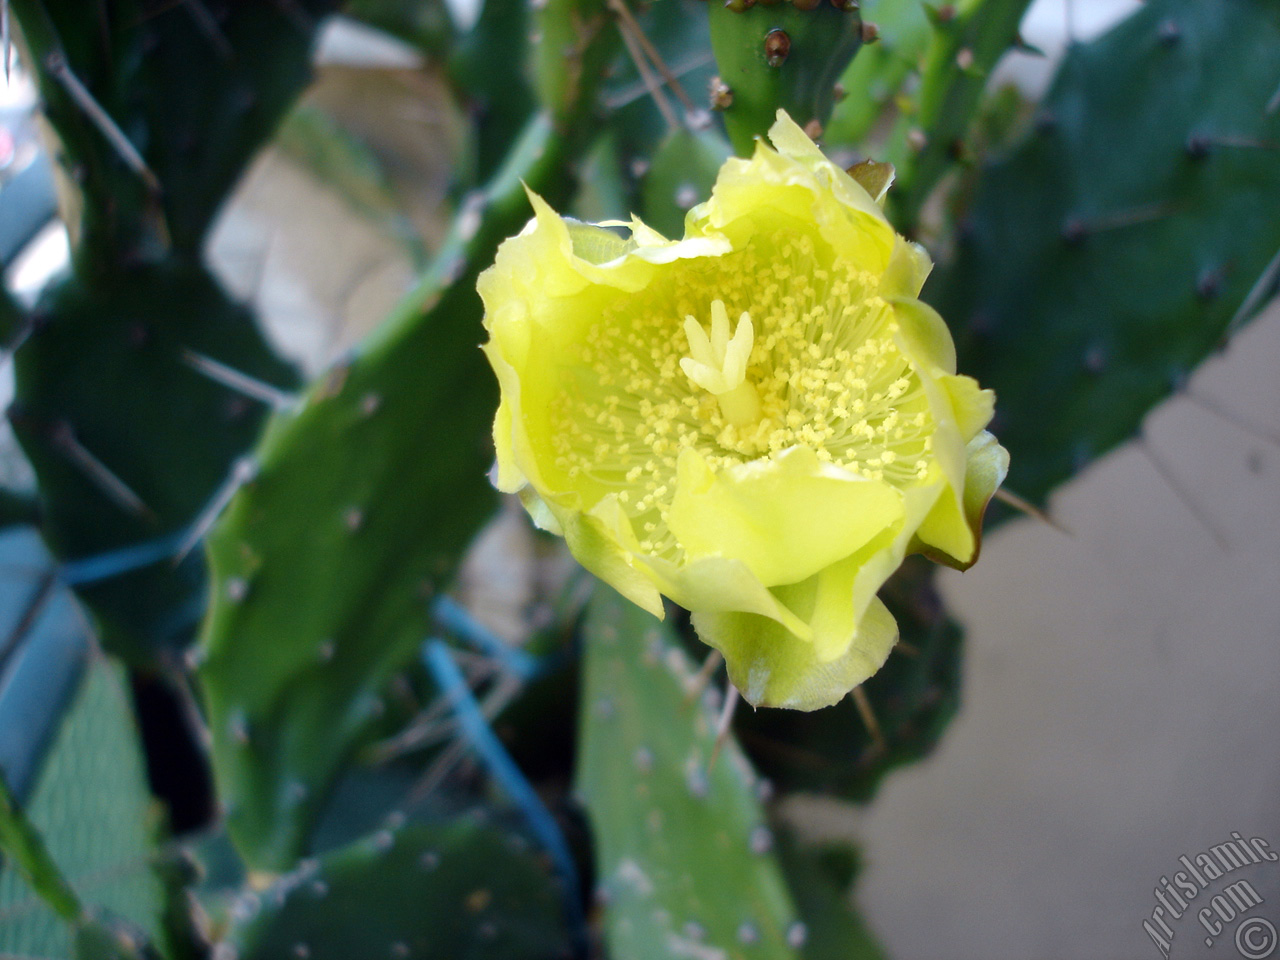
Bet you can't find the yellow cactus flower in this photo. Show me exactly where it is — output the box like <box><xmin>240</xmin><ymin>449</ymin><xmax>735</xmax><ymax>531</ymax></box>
<box><xmin>479</xmin><ymin>110</ymin><xmax>1008</xmax><ymax>711</ymax></box>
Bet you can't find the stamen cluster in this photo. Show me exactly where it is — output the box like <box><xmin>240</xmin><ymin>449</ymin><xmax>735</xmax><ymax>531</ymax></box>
<box><xmin>549</xmin><ymin>234</ymin><xmax>933</xmax><ymax>555</ymax></box>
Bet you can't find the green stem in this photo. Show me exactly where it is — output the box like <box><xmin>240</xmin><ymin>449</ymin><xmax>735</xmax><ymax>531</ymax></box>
<box><xmin>709</xmin><ymin>3</ymin><xmax>863</xmax><ymax>156</ymax></box>
<box><xmin>890</xmin><ymin>0</ymin><xmax>1034</xmax><ymax>232</ymax></box>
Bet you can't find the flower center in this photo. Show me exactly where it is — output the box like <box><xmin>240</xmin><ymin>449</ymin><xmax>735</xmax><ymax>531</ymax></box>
<box><xmin>680</xmin><ymin>300</ymin><xmax>763</xmax><ymax>428</ymax></box>
<box><xmin>545</xmin><ymin>233</ymin><xmax>938</xmax><ymax>556</ymax></box>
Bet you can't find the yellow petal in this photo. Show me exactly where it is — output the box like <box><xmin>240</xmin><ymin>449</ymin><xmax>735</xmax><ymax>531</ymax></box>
<box><xmin>847</xmin><ymin>481</ymin><xmax>946</xmax><ymax>628</ymax></box>
<box><xmin>693</xmin><ymin>593</ymin><xmax>899</xmax><ymax>711</ymax></box>
<box><xmin>478</xmin><ymin>112</ymin><xmax>1006</xmax><ymax>712</ymax></box>
<box><xmin>543</xmin><ymin>494</ymin><xmax>666</xmax><ymax>619</ymax></box>
<box><xmin>666</xmin><ymin>446</ymin><xmax>903</xmax><ymax>587</ymax></box>
<box><xmin>635</xmin><ymin>551</ymin><xmax>813</xmax><ymax>642</ymax></box>
<box><xmin>695</xmin><ymin>112</ymin><xmax>897</xmax><ymax>277</ymax></box>
<box><xmin>887</xmin><ymin>295</ymin><xmax>957</xmax><ymax>375</ymax></box>
<box><xmin>517</xmin><ymin>487</ymin><xmax>562</xmax><ymax>535</ymax></box>
<box><xmin>906</xmin><ymin>374</ymin><xmax>999</xmax><ymax>565</ymax></box>
<box><xmin>915</xmin><ymin>430</ymin><xmax>1010</xmax><ymax>570</ymax></box>
<box><xmin>482</xmin><ymin>342</ymin><xmax>535</xmax><ymax>494</ymax></box>
<box><xmin>765</xmin><ymin>110</ymin><xmax>889</xmax><ymax>227</ymax></box>
<box><xmin>940</xmin><ymin>375</ymin><xmax>996</xmax><ymax>442</ymax></box>
<box><xmin>889</xmin><ymin>298</ymin><xmax>969</xmax><ymax>507</ymax></box>
<box><xmin>879</xmin><ymin>236</ymin><xmax>933</xmax><ymax>299</ymax></box>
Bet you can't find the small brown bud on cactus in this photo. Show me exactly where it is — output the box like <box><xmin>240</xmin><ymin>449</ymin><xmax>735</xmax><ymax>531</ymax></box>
<box><xmin>764</xmin><ymin>28</ymin><xmax>791</xmax><ymax>66</ymax></box>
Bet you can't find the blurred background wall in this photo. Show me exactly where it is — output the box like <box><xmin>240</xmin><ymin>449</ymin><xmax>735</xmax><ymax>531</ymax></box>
<box><xmin>855</xmin><ymin>295</ymin><xmax>1280</xmax><ymax>959</ymax></box>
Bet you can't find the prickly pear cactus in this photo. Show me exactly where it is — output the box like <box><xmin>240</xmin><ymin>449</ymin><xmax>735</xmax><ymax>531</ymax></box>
<box><xmin>11</xmin><ymin>0</ymin><xmax>342</xmax><ymax>257</ymax></box>
<box><xmin>885</xmin><ymin>0</ymin><xmax>1033</xmax><ymax>230</ymax></box>
<box><xmin>577</xmin><ymin>585</ymin><xmax>805</xmax><ymax>960</ymax></box>
<box><xmin>449</xmin><ymin>0</ymin><xmax>537</xmax><ymax>182</ymax></box>
<box><xmin>6</xmin><ymin>0</ymin><xmax>336</xmax><ymax>665</ymax></box>
<box><xmin>0</xmin><ymin>653</ymin><xmax>163</xmax><ymax>959</ymax></box>
<box><xmin>932</xmin><ymin>0</ymin><xmax>1280</xmax><ymax>504</ymax></box>
<box><xmin>709</xmin><ymin>0</ymin><xmax>863</xmax><ymax>154</ymax></box>
<box><xmin>197</xmin><ymin>0</ymin><xmax>621</xmax><ymax>873</ymax></box>
<box><xmin>227</xmin><ymin>820</ymin><xmax>574</xmax><ymax>960</ymax></box>
<box><xmin>824</xmin><ymin>0</ymin><xmax>931</xmax><ymax>148</ymax></box>
<box><xmin>3</xmin><ymin>0</ymin><xmax>1276</xmax><ymax>957</ymax></box>
<box><xmin>10</xmin><ymin>262</ymin><xmax>296</xmax><ymax>665</ymax></box>
<box><xmin>531</xmin><ymin>0</ymin><xmax>617</xmax><ymax>130</ymax></box>
<box><xmin>640</xmin><ymin>127</ymin><xmax>731</xmax><ymax>239</ymax></box>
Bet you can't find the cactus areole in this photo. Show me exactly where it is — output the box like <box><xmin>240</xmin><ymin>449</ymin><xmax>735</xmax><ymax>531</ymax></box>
<box><xmin>708</xmin><ymin>0</ymin><xmax>864</xmax><ymax>155</ymax></box>
<box><xmin>479</xmin><ymin>112</ymin><xmax>1007</xmax><ymax>710</ymax></box>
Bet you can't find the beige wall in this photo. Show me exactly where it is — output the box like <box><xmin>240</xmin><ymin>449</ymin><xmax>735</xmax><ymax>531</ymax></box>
<box><xmin>856</xmin><ymin>299</ymin><xmax>1280</xmax><ymax>959</ymax></box>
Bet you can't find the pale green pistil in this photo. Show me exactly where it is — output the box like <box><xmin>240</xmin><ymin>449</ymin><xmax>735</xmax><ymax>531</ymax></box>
<box><xmin>681</xmin><ymin>299</ymin><xmax>763</xmax><ymax>428</ymax></box>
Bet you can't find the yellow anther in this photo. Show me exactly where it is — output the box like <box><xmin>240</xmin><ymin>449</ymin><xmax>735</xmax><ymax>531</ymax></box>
<box><xmin>543</xmin><ymin>235</ymin><xmax>940</xmax><ymax>543</ymax></box>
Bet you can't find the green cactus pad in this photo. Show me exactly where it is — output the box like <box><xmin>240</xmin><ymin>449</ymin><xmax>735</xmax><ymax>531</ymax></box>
<box><xmin>886</xmin><ymin>0</ymin><xmax>1033</xmax><ymax>229</ymax></box>
<box><xmin>776</xmin><ymin>835</ymin><xmax>885</xmax><ymax>960</ymax></box>
<box><xmin>640</xmin><ymin>127</ymin><xmax>732</xmax><ymax>240</ymax></box>
<box><xmin>0</xmin><ymin>654</ymin><xmax>164</xmax><ymax>958</ymax></box>
<box><xmin>576</xmin><ymin>584</ymin><xmax>803</xmax><ymax>960</ymax></box>
<box><xmin>196</xmin><ymin>114</ymin><xmax>586</xmax><ymax>872</ymax></box>
<box><xmin>197</xmin><ymin>0</ymin><xmax>625</xmax><ymax>871</ymax></box>
<box><xmin>228</xmin><ymin>819</ymin><xmax>573</xmax><ymax>960</ymax></box>
<box><xmin>709</xmin><ymin>3</ymin><xmax>863</xmax><ymax>156</ymax></box>
<box><xmin>10</xmin><ymin>260</ymin><xmax>297</xmax><ymax>665</ymax></box>
<box><xmin>11</xmin><ymin>0</ymin><xmax>341</xmax><ymax>260</ymax></box>
<box><xmin>451</xmin><ymin>0</ymin><xmax>537</xmax><ymax>182</ymax></box>
<box><xmin>932</xmin><ymin>0</ymin><xmax>1280</xmax><ymax>505</ymax></box>
<box><xmin>824</xmin><ymin>0</ymin><xmax>931</xmax><ymax>150</ymax></box>
<box><xmin>530</xmin><ymin>0</ymin><xmax>618</xmax><ymax>131</ymax></box>
<box><xmin>7</xmin><ymin>0</ymin><xmax>329</xmax><ymax>668</ymax></box>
